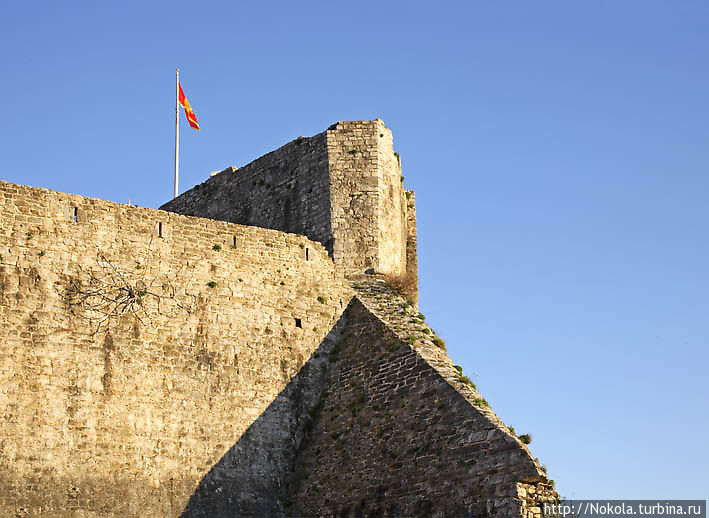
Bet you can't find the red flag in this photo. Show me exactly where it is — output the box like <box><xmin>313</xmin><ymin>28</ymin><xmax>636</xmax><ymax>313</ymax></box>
<box><xmin>178</xmin><ymin>82</ymin><xmax>200</xmax><ymax>130</ymax></box>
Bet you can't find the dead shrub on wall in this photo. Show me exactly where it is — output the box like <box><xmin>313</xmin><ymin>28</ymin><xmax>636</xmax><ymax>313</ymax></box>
<box><xmin>382</xmin><ymin>271</ymin><xmax>417</xmax><ymax>306</ymax></box>
<box><xmin>62</xmin><ymin>243</ymin><xmax>194</xmax><ymax>335</ymax></box>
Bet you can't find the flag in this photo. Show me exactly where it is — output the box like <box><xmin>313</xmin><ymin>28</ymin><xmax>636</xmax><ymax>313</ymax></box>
<box><xmin>178</xmin><ymin>82</ymin><xmax>200</xmax><ymax>130</ymax></box>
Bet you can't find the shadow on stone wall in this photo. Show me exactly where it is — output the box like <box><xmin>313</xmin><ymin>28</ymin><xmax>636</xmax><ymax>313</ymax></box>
<box><xmin>180</xmin><ymin>292</ymin><xmax>552</xmax><ymax>518</ymax></box>
<box><xmin>180</xmin><ymin>308</ymin><xmax>350</xmax><ymax>518</ymax></box>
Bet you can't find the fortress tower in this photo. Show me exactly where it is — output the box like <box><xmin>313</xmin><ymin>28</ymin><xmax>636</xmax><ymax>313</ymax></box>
<box><xmin>161</xmin><ymin>119</ymin><xmax>417</xmax><ymax>283</ymax></box>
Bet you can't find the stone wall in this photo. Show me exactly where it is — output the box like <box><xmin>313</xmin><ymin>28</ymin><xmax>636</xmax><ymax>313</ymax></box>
<box><xmin>0</xmin><ymin>180</ymin><xmax>351</xmax><ymax>517</ymax></box>
<box><xmin>375</xmin><ymin>125</ymin><xmax>407</xmax><ymax>276</ymax></box>
<box><xmin>181</xmin><ymin>313</ymin><xmax>351</xmax><ymax>518</ymax></box>
<box><xmin>1</xmin><ymin>120</ymin><xmax>560</xmax><ymax>517</ymax></box>
<box><xmin>287</xmin><ymin>277</ymin><xmax>557</xmax><ymax>517</ymax></box>
<box><xmin>160</xmin><ymin>131</ymin><xmax>333</xmax><ymax>250</ymax></box>
<box><xmin>405</xmin><ymin>189</ymin><xmax>418</xmax><ymax>307</ymax></box>
<box><xmin>161</xmin><ymin>120</ymin><xmax>411</xmax><ymax>279</ymax></box>
<box><xmin>518</xmin><ymin>481</ymin><xmax>560</xmax><ymax>518</ymax></box>
<box><xmin>325</xmin><ymin>120</ymin><xmax>407</xmax><ymax>276</ymax></box>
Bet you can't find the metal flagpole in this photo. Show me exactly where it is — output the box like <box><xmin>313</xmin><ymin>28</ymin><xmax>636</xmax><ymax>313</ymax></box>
<box><xmin>174</xmin><ymin>68</ymin><xmax>180</xmax><ymax>199</ymax></box>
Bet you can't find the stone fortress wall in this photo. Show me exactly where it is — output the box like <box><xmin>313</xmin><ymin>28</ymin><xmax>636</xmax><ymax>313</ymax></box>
<box><xmin>0</xmin><ymin>120</ymin><xmax>559</xmax><ymax>517</ymax></box>
<box><xmin>0</xmin><ymin>181</ymin><xmax>350</xmax><ymax>516</ymax></box>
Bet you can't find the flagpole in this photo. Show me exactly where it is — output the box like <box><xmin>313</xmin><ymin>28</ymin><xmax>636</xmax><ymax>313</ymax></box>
<box><xmin>174</xmin><ymin>68</ymin><xmax>180</xmax><ymax>199</ymax></box>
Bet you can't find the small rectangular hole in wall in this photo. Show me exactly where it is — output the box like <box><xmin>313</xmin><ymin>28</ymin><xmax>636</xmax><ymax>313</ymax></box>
<box><xmin>232</xmin><ymin>236</ymin><xmax>237</xmax><ymax>248</ymax></box>
<box><xmin>305</xmin><ymin>248</ymin><xmax>309</xmax><ymax>261</ymax></box>
<box><xmin>295</xmin><ymin>318</ymin><xmax>302</xmax><ymax>328</ymax></box>
<box><xmin>158</xmin><ymin>222</ymin><xmax>163</xmax><ymax>238</ymax></box>
<box><xmin>72</xmin><ymin>207</ymin><xmax>78</xmax><ymax>223</ymax></box>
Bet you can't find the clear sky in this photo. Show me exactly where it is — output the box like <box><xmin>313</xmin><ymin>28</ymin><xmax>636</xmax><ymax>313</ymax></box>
<box><xmin>2</xmin><ymin>0</ymin><xmax>707</xmax><ymax>500</ymax></box>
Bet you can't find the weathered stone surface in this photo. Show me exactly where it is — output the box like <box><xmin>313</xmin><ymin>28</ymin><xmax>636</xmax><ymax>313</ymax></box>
<box><xmin>286</xmin><ymin>278</ymin><xmax>551</xmax><ymax>517</ymax></box>
<box><xmin>0</xmin><ymin>181</ymin><xmax>351</xmax><ymax>517</ymax></box>
<box><xmin>0</xmin><ymin>120</ymin><xmax>559</xmax><ymax>517</ymax></box>
<box><xmin>405</xmin><ymin>189</ymin><xmax>418</xmax><ymax>307</ymax></box>
<box><xmin>160</xmin><ymin>131</ymin><xmax>333</xmax><ymax>253</ymax></box>
<box><xmin>160</xmin><ymin>119</ymin><xmax>410</xmax><ymax>280</ymax></box>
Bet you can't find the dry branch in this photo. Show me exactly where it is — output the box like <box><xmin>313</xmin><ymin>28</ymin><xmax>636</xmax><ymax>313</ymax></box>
<box><xmin>63</xmin><ymin>245</ymin><xmax>193</xmax><ymax>335</ymax></box>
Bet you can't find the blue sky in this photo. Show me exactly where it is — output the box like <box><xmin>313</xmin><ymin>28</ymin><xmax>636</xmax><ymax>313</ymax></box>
<box><xmin>2</xmin><ymin>0</ymin><xmax>708</xmax><ymax>500</ymax></box>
